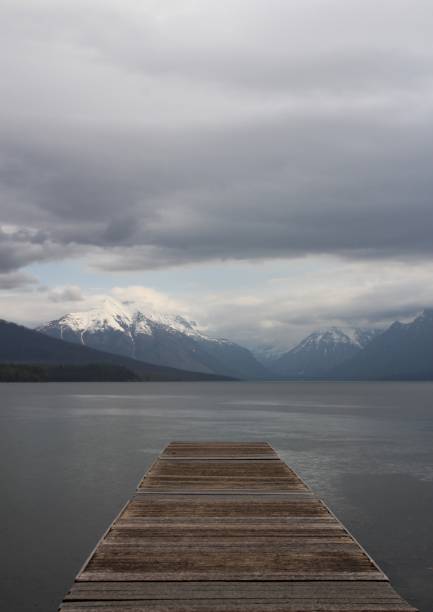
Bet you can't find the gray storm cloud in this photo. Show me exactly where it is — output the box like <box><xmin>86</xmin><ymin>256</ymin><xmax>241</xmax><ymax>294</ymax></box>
<box><xmin>0</xmin><ymin>271</ymin><xmax>37</xmax><ymax>290</ymax></box>
<box><xmin>0</xmin><ymin>0</ymin><xmax>433</xmax><ymax>278</ymax></box>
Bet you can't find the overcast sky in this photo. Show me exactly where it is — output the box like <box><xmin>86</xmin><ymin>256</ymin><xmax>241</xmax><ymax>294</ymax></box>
<box><xmin>1</xmin><ymin>0</ymin><xmax>432</xmax><ymax>348</ymax></box>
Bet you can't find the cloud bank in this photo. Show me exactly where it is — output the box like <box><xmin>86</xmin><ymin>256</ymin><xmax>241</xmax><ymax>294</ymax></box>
<box><xmin>1</xmin><ymin>0</ymin><xmax>432</xmax><ymax>275</ymax></box>
<box><xmin>2</xmin><ymin>256</ymin><xmax>433</xmax><ymax>349</ymax></box>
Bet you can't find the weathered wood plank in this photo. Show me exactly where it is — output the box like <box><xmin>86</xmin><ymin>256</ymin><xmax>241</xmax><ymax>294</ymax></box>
<box><xmin>161</xmin><ymin>441</ymin><xmax>276</xmax><ymax>452</ymax></box>
<box><xmin>138</xmin><ymin>479</ymin><xmax>308</xmax><ymax>492</ymax></box>
<box><xmin>65</xmin><ymin>580</ymin><xmax>410</xmax><ymax>601</ymax></box>
<box><xmin>146</xmin><ymin>460</ymin><xmax>300</xmax><ymax>479</ymax></box>
<box><xmin>159</xmin><ymin>450</ymin><xmax>276</xmax><ymax>461</ymax></box>
<box><xmin>115</xmin><ymin>516</ymin><xmax>338</xmax><ymax>526</ymax></box>
<box><xmin>80</xmin><ymin>541</ymin><xmax>382</xmax><ymax>581</ymax></box>
<box><xmin>78</xmin><ymin>572</ymin><xmax>386</xmax><ymax>582</ymax></box>
<box><xmin>160</xmin><ymin>442</ymin><xmax>278</xmax><ymax>459</ymax></box>
<box><xmin>164</xmin><ymin>442</ymin><xmax>275</xmax><ymax>448</ymax></box>
<box><xmin>121</xmin><ymin>497</ymin><xmax>328</xmax><ymax>519</ymax></box>
<box><xmin>61</xmin><ymin>604</ymin><xmax>414</xmax><ymax>611</ymax></box>
<box><xmin>160</xmin><ymin>443</ymin><xmax>278</xmax><ymax>459</ymax></box>
<box><xmin>108</xmin><ymin>521</ymin><xmax>346</xmax><ymax>538</ymax></box>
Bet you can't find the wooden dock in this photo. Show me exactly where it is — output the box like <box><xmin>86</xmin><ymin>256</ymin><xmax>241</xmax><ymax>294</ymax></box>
<box><xmin>59</xmin><ymin>441</ymin><xmax>417</xmax><ymax>611</ymax></box>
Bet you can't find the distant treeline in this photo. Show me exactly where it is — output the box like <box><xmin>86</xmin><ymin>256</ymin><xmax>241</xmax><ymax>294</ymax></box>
<box><xmin>0</xmin><ymin>363</ymin><xmax>140</xmax><ymax>382</ymax></box>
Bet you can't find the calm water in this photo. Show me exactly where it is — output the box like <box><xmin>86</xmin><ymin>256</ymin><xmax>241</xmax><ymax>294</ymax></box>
<box><xmin>1</xmin><ymin>381</ymin><xmax>432</xmax><ymax>611</ymax></box>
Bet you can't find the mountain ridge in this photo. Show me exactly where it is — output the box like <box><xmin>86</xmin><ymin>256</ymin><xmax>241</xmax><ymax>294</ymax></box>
<box><xmin>271</xmin><ymin>326</ymin><xmax>381</xmax><ymax>378</ymax></box>
<box><xmin>0</xmin><ymin>319</ymin><xmax>232</xmax><ymax>382</ymax></box>
<box><xmin>331</xmin><ymin>309</ymin><xmax>433</xmax><ymax>380</ymax></box>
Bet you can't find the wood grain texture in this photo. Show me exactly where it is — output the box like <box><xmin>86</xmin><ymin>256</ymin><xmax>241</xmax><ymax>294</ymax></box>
<box><xmin>58</xmin><ymin>441</ymin><xmax>417</xmax><ymax>611</ymax></box>
<box><xmin>61</xmin><ymin>602</ymin><xmax>415</xmax><ymax>611</ymax></box>
<box><xmin>146</xmin><ymin>459</ymin><xmax>299</xmax><ymax>478</ymax></box>
<box><xmin>65</xmin><ymin>580</ymin><xmax>411</xmax><ymax>600</ymax></box>
<box><xmin>138</xmin><ymin>477</ymin><xmax>308</xmax><ymax>492</ymax></box>
<box><xmin>160</xmin><ymin>441</ymin><xmax>278</xmax><ymax>460</ymax></box>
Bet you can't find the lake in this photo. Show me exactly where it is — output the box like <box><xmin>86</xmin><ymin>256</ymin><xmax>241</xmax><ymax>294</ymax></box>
<box><xmin>1</xmin><ymin>381</ymin><xmax>432</xmax><ymax>611</ymax></box>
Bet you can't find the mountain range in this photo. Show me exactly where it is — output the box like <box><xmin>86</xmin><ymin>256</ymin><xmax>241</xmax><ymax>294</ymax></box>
<box><xmin>42</xmin><ymin>298</ymin><xmax>375</xmax><ymax>379</ymax></box>
<box><xmin>264</xmin><ymin>311</ymin><xmax>432</xmax><ymax>380</ymax></box>
<box><xmin>1</xmin><ymin>302</ymin><xmax>432</xmax><ymax>381</ymax></box>
<box><xmin>37</xmin><ymin>301</ymin><xmax>433</xmax><ymax>380</ymax></box>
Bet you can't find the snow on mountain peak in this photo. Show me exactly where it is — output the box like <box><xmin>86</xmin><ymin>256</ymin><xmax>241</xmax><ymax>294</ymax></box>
<box><xmin>292</xmin><ymin>326</ymin><xmax>378</xmax><ymax>353</ymax></box>
<box><xmin>54</xmin><ymin>298</ymin><xmax>132</xmax><ymax>335</ymax></box>
<box><xmin>42</xmin><ymin>297</ymin><xmax>220</xmax><ymax>342</ymax></box>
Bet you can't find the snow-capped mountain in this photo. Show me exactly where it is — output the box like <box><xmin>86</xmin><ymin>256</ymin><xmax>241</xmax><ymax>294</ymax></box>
<box><xmin>0</xmin><ymin>319</ymin><xmax>230</xmax><ymax>382</ymax></box>
<box><xmin>332</xmin><ymin>310</ymin><xmax>433</xmax><ymax>380</ymax></box>
<box><xmin>272</xmin><ymin>327</ymin><xmax>381</xmax><ymax>378</ymax></box>
<box><xmin>38</xmin><ymin>298</ymin><xmax>268</xmax><ymax>379</ymax></box>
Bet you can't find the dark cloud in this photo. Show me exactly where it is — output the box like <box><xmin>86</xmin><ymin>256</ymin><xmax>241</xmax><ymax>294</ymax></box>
<box><xmin>0</xmin><ymin>1</ymin><xmax>433</xmax><ymax>275</ymax></box>
<box><xmin>0</xmin><ymin>271</ymin><xmax>37</xmax><ymax>290</ymax></box>
<box><xmin>0</xmin><ymin>227</ymin><xmax>77</xmax><ymax>273</ymax></box>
